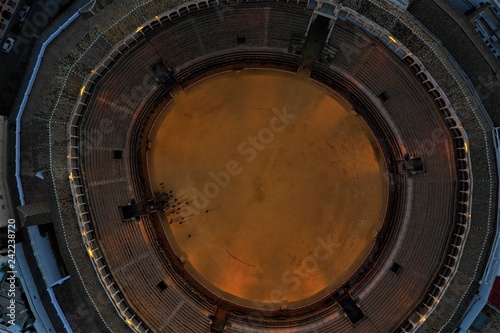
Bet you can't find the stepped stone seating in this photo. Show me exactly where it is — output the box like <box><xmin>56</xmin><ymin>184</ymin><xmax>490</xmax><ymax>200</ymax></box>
<box><xmin>19</xmin><ymin>0</ymin><xmax>493</xmax><ymax>332</ymax></box>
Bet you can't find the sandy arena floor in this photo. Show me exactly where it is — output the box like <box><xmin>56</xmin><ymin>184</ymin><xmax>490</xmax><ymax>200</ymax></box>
<box><xmin>148</xmin><ymin>70</ymin><xmax>388</xmax><ymax>309</ymax></box>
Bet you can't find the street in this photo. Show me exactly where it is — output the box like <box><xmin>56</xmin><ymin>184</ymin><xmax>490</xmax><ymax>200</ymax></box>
<box><xmin>0</xmin><ymin>0</ymin><xmax>75</xmax><ymax>117</ymax></box>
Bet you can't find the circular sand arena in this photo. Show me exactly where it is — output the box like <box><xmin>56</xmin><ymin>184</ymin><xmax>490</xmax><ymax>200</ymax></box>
<box><xmin>148</xmin><ymin>70</ymin><xmax>388</xmax><ymax>309</ymax></box>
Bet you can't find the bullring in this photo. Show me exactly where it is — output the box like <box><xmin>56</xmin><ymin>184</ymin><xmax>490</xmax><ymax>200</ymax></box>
<box><xmin>9</xmin><ymin>0</ymin><xmax>499</xmax><ymax>332</ymax></box>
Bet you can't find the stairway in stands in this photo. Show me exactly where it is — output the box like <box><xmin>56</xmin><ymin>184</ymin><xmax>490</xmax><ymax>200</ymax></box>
<box><xmin>300</xmin><ymin>15</ymin><xmax>331</xmax><ymax>69</ymax></box>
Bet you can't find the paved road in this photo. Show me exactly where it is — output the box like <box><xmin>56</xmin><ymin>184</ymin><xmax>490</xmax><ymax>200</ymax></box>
<box><xmin>0</xmin><ymin>0</ymin><xmax>75</xmax><ymax>117</ymax></box>
<box><xmin>0</xmin><ymin>0</ymin><xmax>37</xmax><ymax>116</ymax></box>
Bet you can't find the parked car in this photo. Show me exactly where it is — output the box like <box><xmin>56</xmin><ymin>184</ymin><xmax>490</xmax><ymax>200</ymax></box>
<box><xmin>2</xmin><ymin>37</ymin><xmax>15</xmax><ymax>53</ymax></box>
<box><xmin>18</xmin><ymin>5</ymin><xmax>30</xmax><ymax>22</ymax></box>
